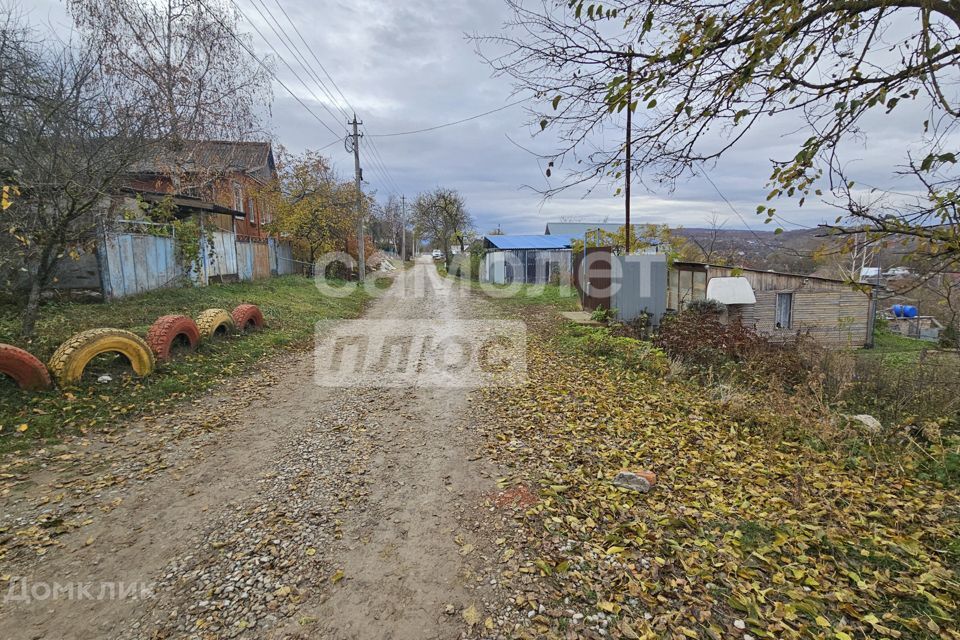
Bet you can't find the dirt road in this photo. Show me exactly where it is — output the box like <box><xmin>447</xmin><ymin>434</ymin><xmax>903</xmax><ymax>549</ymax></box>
<box><xmin>0</xmin><ymin>258</ymin><xmax>503</xmax><ymax>639</ymax></box>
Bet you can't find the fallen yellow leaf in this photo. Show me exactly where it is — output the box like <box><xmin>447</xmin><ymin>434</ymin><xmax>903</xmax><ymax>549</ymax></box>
<box><xmin>462</xmin><ymin>603</ymin><xmax>480</xmax><ymax>627</ymax></box>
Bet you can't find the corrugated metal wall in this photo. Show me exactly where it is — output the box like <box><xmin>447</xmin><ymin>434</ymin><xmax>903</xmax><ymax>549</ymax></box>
<box><xmin>269</xmin><ymin>238</ymin><xmax>296</xmax><ymax>275</ymax></box>
<box><xmin>236</xmin><ymin>240</ymin><xmax>254</xmax><ymax>281</ymax></box>
<box><xmin>612</xmin><ymin>254</ymin><xmax>668</xmax><ymax>324</ymax></box>
<box><xmin>481</xmin><ymin>249</ymin><xmax>573</xmax><ymax>284</ymax></box>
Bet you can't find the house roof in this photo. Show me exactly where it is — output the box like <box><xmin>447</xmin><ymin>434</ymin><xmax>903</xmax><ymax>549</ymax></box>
<box><xmin>129</xmin><ymin>140</ymin><xmax>276</xmax><ymax>183</ymax></box>
<box><xmin>121</xmin><ymin>188</ymin><xmax>246</xmax><ymax>218</ymax></box>
<box><xmin>674</xmin><ymin>261</ymin><xmax>873</xmax><ymax>286</ymax></box>
<box><xmin>545</xmin><ymin>222</ymin><xmax>623</xmax><ymax>236</ymax></box>
<box><xmin>484</xmin><ymin>234</ymin><xmax>576</xmax><ymax>250</ymax></box>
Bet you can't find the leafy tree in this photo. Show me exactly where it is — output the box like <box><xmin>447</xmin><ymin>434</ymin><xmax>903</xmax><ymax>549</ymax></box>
<box><xmin>572</xmin><ymin>223</ymin><xmax>679</xmax><ymax>257</ymax></box>
<box><xmin>259</xmin><ymin>148</ymin><xmax>364</xmax><ymax>265</ymax></box>
<box><xmin>412</xmin><ymin>188</ymin><xmax>474</xmax><ymax>269</ymax></box>
<box><xmin>476</xmin><ymin>0</ymin><xmax>960</xmax><ymax>271</ymax></box>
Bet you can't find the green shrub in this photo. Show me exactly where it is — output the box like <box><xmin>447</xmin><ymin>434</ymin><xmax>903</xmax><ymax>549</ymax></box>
<box><xmin>558</xmin><ymin>324</ymin><xmax>668</xmax><ymax>375</ymax></box>
<box><xmin>590</xmin><ymin>305</ymin><xmax>617</xmax><ymax>323</ymax></box>
<box><xmin>686</xmin><ymin>298</ymin><xmax>727</xmax><ymax>315</ymax></box>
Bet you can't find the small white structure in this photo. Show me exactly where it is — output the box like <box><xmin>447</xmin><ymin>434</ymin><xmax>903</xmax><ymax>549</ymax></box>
<box><xmin>705</xmin><ymin>276</ymin><xmax>757</xmax><ymax>305</ymax></box>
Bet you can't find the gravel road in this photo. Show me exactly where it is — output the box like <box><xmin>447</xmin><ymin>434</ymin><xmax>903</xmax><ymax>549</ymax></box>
<box><xmin>0</xmin><ymin>258</ymin><xmax>506</xmax><ymax>640</ymax></box>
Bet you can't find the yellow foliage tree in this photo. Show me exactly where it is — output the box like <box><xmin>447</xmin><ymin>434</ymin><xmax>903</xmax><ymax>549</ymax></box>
<box><xmin>259</xmin><ymin>147</ymin><xmax>370</xmax><ymax>265</ymax></box>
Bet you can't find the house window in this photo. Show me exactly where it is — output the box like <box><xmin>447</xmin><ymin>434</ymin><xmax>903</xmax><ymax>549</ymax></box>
<box><xmin>692</xmin><ymin>271</ymin><xmax>706</xmax><ymax>300</ymax></box>
<box><xmin>246</xmin><ymin>197</ymin><xmax>255</xmax><ymax>224</ymax></box>
<box><xmin>233</xmin><ymin>183</ymin><xmax>243</xmax><ymax>212</ymax></box>
<box><xmin>775</xmin><ymin>292</ymin><xmax>793</xmax><ymax>329</ymax></box>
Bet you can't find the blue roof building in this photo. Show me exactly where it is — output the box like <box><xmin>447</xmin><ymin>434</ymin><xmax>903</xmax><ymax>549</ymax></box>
<box><xmin>480</xmin><ymin>234</ymin><xmax>576</xmax><ymax>285</ymax></box>
<box><xmin>482</xmin><ymin>234</ymin><xmax>575</xmax><ymax>250</ymax></box>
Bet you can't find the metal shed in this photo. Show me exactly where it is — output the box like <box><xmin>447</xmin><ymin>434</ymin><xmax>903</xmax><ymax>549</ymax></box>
<box><xmin>481</xmin><ymin>234</ymin><xmax>575</xmax><ymax>284</ymax></box>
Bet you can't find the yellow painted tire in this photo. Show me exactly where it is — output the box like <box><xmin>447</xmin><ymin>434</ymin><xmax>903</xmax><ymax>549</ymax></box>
<box><xmin>196</xmin><ymin>308</ymin><xmax>235</xmax><ymax>340</ymax></box>
<box><xmin>48</xmin><ymin>328</ymin><xmax>155</xmax><ymax>387</ymax></box>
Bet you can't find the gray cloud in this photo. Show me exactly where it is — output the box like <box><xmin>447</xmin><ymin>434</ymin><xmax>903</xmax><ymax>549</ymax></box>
<box><xmin>25</xmin><ymin>0</ymin><xmax>939</xmax><ymax>235</ymax></box>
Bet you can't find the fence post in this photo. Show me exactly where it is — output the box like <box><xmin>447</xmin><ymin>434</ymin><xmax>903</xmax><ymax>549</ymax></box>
<box><xmin>95</xmin><ymin>217</ymin><xmax>114</xmax><ymax>300</ymax></box>
<box><xmin>199</xmin><ymin>213</ymin><xmax>209</xmax><ymax>286</ymax></box>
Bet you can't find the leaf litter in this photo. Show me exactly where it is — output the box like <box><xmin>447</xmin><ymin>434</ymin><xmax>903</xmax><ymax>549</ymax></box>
<box><xmin>471</xmin><ymin>328</ymin><xmax>960</xmax><ymax>640</ymax></box>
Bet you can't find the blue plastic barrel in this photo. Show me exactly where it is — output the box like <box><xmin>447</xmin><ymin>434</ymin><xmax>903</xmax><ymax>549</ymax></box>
<box><xmin>903</xmin><ymin>305</ymin><xmax>918</xmax><ymax>318</ymax></box>
<box><xmin>891</xmin><ymin>304</ymin><xmax>904</xmax><ymax>317</ymax></box>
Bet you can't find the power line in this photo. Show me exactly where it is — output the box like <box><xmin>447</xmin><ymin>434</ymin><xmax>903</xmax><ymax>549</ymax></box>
<box><xmin>699</xmin><ymin>170</ymin><xmax>787</xmax><ymax>251</ymax></box>
<box><xmin>224</xmin><ymin>0</ymin><xmax>406</xmax><ymax>202</ymax></box>
<box><xmin>363</xmin><ymin>134</ymin><xmax>404</xmax><ymax>195</ymax></box>
<box><xmin>270</xmin><ymin>0</ymin><xmax>355</xmax><ymax>119</ymax></box>
<box><xmin>241</xmin><ymin>0</ymin><xmax>406</xmax><ymax>201</ymax></box>
<box><xmin>244</xmin><ymin>0</ymin><xmax>349</xmax><ymax>126</ymax></box>
<box><xmin>194</xmin><ymin>0</ymin><xmax>343</xmax><ymax>140</ymax></box>
<box><xmin>360</xmin><ymin>146</ymin><xmax>399</xmax><ymax>198</ymax></box>
<box><xmin>365</xmin><ymin>99</ymin><xmax>527</xmax><ymax>137</ymax></box>
<box><xmin>228</xmin><ymin>0</ymin><xmax>346</xmax><ymax>137</ymax></box>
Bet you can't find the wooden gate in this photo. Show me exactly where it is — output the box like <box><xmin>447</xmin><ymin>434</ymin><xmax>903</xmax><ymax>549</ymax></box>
<box><xmin>573</xmin><ymin>247</ymin><xmax>614</xmax><ymax>311</ymax></box>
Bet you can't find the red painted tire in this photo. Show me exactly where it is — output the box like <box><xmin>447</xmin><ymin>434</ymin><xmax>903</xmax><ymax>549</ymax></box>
<box><xmin>231</xmin><ymin>304</ymin><xmax>264</xmax><ymax>333</ymax></box>
<box><xmin>146</xmin><ymin>315</ymin><xmax>201</xmax><ymax>362</ymax></box>
<box><xmin>0</xmin><ymin>343</ymin><xmax>53</xmax><ymax>391</ymax></box>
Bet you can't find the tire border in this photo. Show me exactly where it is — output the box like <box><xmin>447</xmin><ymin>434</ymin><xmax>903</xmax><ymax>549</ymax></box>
<box><xmin>231</xmin><ymin>304</ymin><xmax>264</xmax><ymax>333</ymax></box>
<box><xmin>146</xmin><ymin>315</ymin><xmax>201</xmax><ymax>361</ymax></box>
<box><xmin>47</xmin><ymin>328</ymin><xmax>156</xmax><ymax>387</ymax></box>
<box><xmin>0</xmin><ymin>343</ymin><xmax>53</xmax><ymax>391</ymax></box>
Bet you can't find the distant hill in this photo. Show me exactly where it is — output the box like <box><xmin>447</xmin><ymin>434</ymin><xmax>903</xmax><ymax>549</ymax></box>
<box><xmin>671</xmin><ymin>226</ymin><xmax>831</xmax><ymax>274</ymax></box>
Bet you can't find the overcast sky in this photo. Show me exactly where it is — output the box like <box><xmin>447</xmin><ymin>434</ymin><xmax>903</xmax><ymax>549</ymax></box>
<box><xmin>28</xmin><ymin>0</ymin><xmax>935</xmax><ymax>235</ymax></box>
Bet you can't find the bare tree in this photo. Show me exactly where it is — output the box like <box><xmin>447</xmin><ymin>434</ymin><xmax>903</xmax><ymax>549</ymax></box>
<box><xmin>475</xmin><ymin>1</ymin><xmax>960</xmax><ymax>270</ymax></box>
<box><xmin>412</xmin><ymin>189</ymin><xmax>473</xmax><ymax>269</ymax></box>
<box><xmin>683</xmin><ymin>213</ymin><xmax>729</xmax><ymax>263</ymax></box>
<box><xmin>67</xmin><ymin>0</ymin><xmax>272</xmax><ymax>158</ymax></box>
<box><xmin>0</xmin><ymin>12</ymin><xmax>157</xmax><ymax>336</ymax></box>
<box><xmin>371</xmin><ymin>195</ymin><xmax>405</xmax><ymax>255</ymax></box>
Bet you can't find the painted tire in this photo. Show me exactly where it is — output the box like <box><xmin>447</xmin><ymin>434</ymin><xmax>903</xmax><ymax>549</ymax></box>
<box><xmin>146</xmin><ymin>315</ymin><xmax>201</xmax><ymax>362</ymax></box>
<box><xmin>196</xmin><ymin>308</ymin><xmax>235</xmax><ymax>340</ymax></box>
<box><xmin>231</xmin><ymin>304</ymin><xmax>264</xmax><ymax>332</ymax></box>
<box><xmin>0</xmin><ymin>344</ymin><xmax>53</xmax><ymax>391</ymax></box>
<box><xmin>48</xmin><ymin>329</ymin><xmax>155</xmax><ymax>387</ymax></box>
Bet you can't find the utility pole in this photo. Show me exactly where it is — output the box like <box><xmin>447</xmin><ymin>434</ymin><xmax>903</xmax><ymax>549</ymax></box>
<box><xmin>400</xmin><ymin>194</ymin><xmax>406</xmax><ymax>261</ymax></box>
<box><xmin>624</xmin><ymin>51</ymin><xmax>633</xmax><ymax>255</ymax></box>
<box><xmin>347</xmin><ymin>114</ymin><xmax>365</xmax><ymax>281</ymax></box>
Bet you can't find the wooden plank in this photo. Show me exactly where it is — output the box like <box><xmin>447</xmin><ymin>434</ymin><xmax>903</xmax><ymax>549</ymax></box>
<box><xmin>118</xmin><ymin>234</ymin><xmax>136</xmax><ymax>297</ymax></box>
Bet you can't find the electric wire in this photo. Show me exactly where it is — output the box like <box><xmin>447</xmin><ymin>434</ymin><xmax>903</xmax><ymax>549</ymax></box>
<box><xmin>263</xmin><ymin>0</ymin><xmax>406</xmax><ymax>198</ymax></box>
<box><xmin>194</xmin><ymin>0</ymin><xmax>343</xmax><ymax>140</ymax></box>
<box><xmin>228</xmin><ymin>0</ymin><xmax>347</xmax><ymax>137</ymax></box>
<box><xmin>365</xmin><ymin>99</ymin><xmax>527</xmax><ymax>137</ymax></box>
<box><xmin>270</xmin><ymin>0</ymin><xmax>355</xmax><ymax>119</ymax></box>
<box><xmin>245</xmin><ymin>0</ymin><xmax>350</xmax><ymax>126</ymax></box>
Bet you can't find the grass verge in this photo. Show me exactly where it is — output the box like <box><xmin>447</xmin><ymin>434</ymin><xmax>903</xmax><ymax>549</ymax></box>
<box><xmin>476</xmin><ymin>301</ymin><xmax>960</xmax><ymax>639</ymax></box>
<box><xmin>0</xmin><ymin>276</ymin><xmax>369</xmax><ymax>453</ymax></box>
<box><xmin>861</xmin><ymin>329</ymin><xmax>931</xmax><ymax>366</ymax></box>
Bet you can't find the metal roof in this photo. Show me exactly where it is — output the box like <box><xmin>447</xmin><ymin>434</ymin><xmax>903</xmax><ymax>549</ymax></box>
<box><xmin>484</xmin><ymin>234</ymin><xmax>575</xmax><ymax>250</ymax></box>
<box><xmin>545</xmin><ymin>222</ymin><xmax>623</xmax><ymax>236</ymax></box>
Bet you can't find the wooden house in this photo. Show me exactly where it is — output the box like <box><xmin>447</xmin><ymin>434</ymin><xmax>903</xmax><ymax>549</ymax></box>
<box><xmin>124</xmin><ymin>140</ymin><xmax>277</xmax><ymax>241</ymax></box>
<box><xmin>669</xmin><ymin>261</ymin><xmax>874</xmax><ymax>348</ymax></box>
<box><xmin>123</xmin><ymin>140</ymin><xmax>279</xmax><ymax>281</ymax></box>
